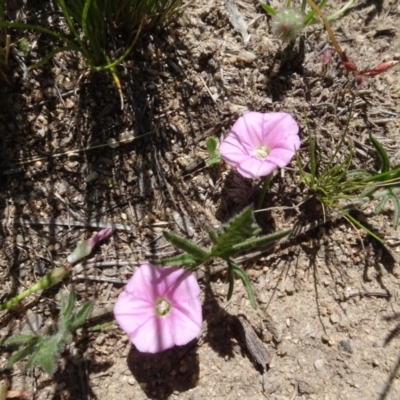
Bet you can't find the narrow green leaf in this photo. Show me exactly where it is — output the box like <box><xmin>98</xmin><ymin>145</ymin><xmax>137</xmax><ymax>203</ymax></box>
<box><xmin>8</xmin><ymin>342</ymin><xmax>37</xmax><ymax>366</ymax></box>
<box><xmin>369</xmin><ymin>132</ymin><xmax>390</xmax><ymax>173</ymax></box>
<box><xmin>261</xmin><ymin>4</ymin><xmax>277</xmax><ymax>16</ymax></box>
<box><xmin>207</xmin><ymin>227</ymin><xmax>219</xmax><ymax>244</ymax></box>
<box><xmin>61</xmin><ymin>290</ymin><xmax>76</xmax><ymax>321</ymax></box>
<box><xmin>304</xmin><ymin>10</ymin><xmax>317</xmax><ymax>26</ymax></box>
<box><xmin>327</xmin><ymin>0</ymin><xmax>354</xmax><ymax>21</ymax></box>
<box><xmin>153</xmin><ymin>253</ymin><xmax>197</xmax><ymax>267</ymax></box>
<box><xmin>375</xmin><ymin>193</ymin><xmax>389</xmax><ymax>214</ymax></box>
<box><xmin>163</xmin><ymin>232</ymin><xmax>210</xmax><ymax>262</ymax></box>
<box><xmin>4</xmin><ymin>334</ymin><xmax>36</xmax><ymax>346</ymax></box>
<box><xmin>78</xmin><ymin>320</ymin><xmax>116</xmax><ymax>333</ymax></box>
<box><xmin>69</xmin><ymin>301</ymin><xmax>94</xmax><ymax>329</ymax></box>
<box><xmin>231</xmin><ymin>229</ymin><xmax>291</xmax><ymax>253</ymax></box>
<box><xmin>342</xmin><ymin>211</ymin><xmax>383</xmax><ymax>243</ymax></box>
<box><xmin>211</xmin><ymin>208</ymin><xmax>261</xmax><ymax>258</ymax></box>
<box><xmin>388</xmin><ymin>189</ymin><xmax>400</xmax><ymax>228</ymax></box>
<box><xmin>230</xmin><ymin>263</ymin><xmax>257</xmax><ymax>309</ymax></box>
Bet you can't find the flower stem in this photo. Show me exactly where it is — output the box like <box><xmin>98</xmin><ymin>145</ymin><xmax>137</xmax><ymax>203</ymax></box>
<box><xmin>257</xmin><ymin>174</ymin><xmax>273</xmax><ymax>209</ymax></box>
<box><xmin>0</xmin><ymin>267</ymin><xmax>69</xmax><ymax>311</ymax></box>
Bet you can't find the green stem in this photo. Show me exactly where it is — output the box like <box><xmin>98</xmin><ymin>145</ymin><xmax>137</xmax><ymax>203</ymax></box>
<box><xmin>257</xmin><ymin>174</ymin><xmax>273</xmax><ymax>209</ymax></box>
<box><xmin>0</xmin><ymin>267</ymin><xmax>69</xmax><ymax>311</ymax></box>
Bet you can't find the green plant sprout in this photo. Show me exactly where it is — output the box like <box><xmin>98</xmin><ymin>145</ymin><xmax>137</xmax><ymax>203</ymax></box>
<box><xmin>205</xmin><ymin>137</ymin><xmax>222</xmax><ymax>167</ymax></box>
<box><xmin>155</xmin><ymin>208</ymin><xmax>291</xmax><ymax>309</ymax></box>
<box><xmin>0</xmin><ymin>0</ymin><xmax>183</xmax><ymax>105</ymax></box>
<box><xmin>297</xmin><ymin>101</ymin><xmax>400</xmax><ymax>242</ymax></box>
<box><xmin>262</xmin><ymin>0</ymin><xmax>354</xmax><ymax>42</ymax></box>
<box><xmin>4</xmin><ymin>290</ymin><xmax>93</xmax><ymax>375</ymax></box>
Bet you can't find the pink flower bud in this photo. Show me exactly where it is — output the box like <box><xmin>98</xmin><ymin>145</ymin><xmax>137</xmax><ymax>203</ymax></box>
<box><xmin>322</xmin><ymin>49</ymin><xmax>332</xmax><ymax>65</ymax></box>
<box><xmin>343</xmin><ymin>61</ymin><xmax>358</xmax><ymax>72</ymax></box>
<box><xmin>363</xmin><ymin>61</ymin><xmax>399</xmax><ymax>77</ymax></box>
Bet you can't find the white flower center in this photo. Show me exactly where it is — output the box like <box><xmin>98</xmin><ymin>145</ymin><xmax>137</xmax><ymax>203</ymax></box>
<box><xmin>155</xmin><ymin>298</ymin><xmax>171</xmax><ymax>317</ymax></box>
<box><xmin>254</xmin><ymin>145</ymin><xmax>271</xmax><ymax>159</ymax></box>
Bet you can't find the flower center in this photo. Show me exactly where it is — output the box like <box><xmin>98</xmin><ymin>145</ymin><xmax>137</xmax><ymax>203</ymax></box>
<box><xmin>155</xmin><ymin>298</ymin><xmax>171</xmax><ymax>317</ymax></box>
<box><xmin>254</xmin><ymin>145</ymin><xmax>271</xmax><ymax>159</ymax></box>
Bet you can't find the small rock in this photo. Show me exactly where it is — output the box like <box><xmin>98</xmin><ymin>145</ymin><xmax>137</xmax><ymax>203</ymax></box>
<box><xmin>95</xmin><ymin>334</ymin><xmax>105</xmax><ymax>345</ymax></box>
<box><xmin>128</xmin><ymin>377</ymin><xmax>136</xmax><ymax>386</ymax></box>
<box><xmin>237</xmin><ymin>50</ymin><xmax>257</xmax><ymax>63</ymax></box>
<box><xmin>285</xmin><ymin>282</ymin><xmax>295</xmax><ymax>295</ymax></box>
<box><xmin>339</xmin><ymin>340</ymin><xmax>353</xmax><ymax>354</ymax></box>
<box><xmin>85</xmin><ymin>171</ymin><xmax>99</xmax><ymax>183</ymax></box>
<box><xmin>314</xmin><ymin>359</ymin><xmax>325</xmax><ymax>370</ymax></box>
<box><xmin>321</xmin><ymin>334</ymin><xmax>330</xmax><ymax>344</ymax></box>
<box><xmin>298</xmin><ymin>380</ymin><xmax>315</xmax><ymax>395</ymax></box>
<box><xmin>330</xmin><ymin>313</ymin><xmax>340</xmax><ymax>324</ymax></box>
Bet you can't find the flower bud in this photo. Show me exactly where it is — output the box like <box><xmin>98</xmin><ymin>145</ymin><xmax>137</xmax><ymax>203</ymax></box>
<box><xmin>271</xmin><ymin>8</ymin><xmax>304</xmax><ymax>42</ymax></box>
<box><xmin>363</xmin><ymin>61</ymin><xmax>399</xmax><ymax>77</ymax></box>
<box><xmin>322</xmin><ymin>49</ymin><xmax>332</xmax><ymax>65</ymax></box>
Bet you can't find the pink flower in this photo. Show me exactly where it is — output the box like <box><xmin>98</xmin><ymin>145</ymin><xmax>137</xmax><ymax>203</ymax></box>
<box><xmin>219</xmin><ymin>112</ymin><xmax>300</xmax><ymax>178</ymax></box>
<box><xmin>114</xmin><ymin>263</ymin><xmax>202</xmax><ymax>353</ymax></box>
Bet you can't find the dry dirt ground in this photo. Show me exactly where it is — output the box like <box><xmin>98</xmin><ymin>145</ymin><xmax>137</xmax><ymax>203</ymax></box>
<box><xmin>1</xmin><ymin>0</ymin><xmax>400</xmax><ymax>399</ymax></box>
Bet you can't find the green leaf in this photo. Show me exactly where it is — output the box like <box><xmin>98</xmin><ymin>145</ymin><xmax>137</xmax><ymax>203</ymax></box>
<box><xmin>69</xmin><ymin>301</ymin><xmax>93</xmax><ymax>329</ymax></box>
<box><xmin>369</xmin><ymin>132</ymin><xmax>390</xmax><ymax>173</ymax></box>
<box><xmin>61</xmin><ymin>290</ymin><xmax>76</xmax><ymax>321</ymax></box>
<box><xmin>8</xmin><ymin>342</ymin><xmax>37</xmax><ymax>367</ymax></box>
<box><xmin>231</xmin><ymin>228</ymin><xmax>291</xmax><ymax>253</ymax></box>
<box><xmin>4</xmin><ymin>334</ymin><xmax>37</xmax><ymax>346</ymax></box>
<box><xmin>211</xmin><ymin>208</ymin><xmax>261</xmax><ymax>258</ymax></box>
<box><xmin>207</xmin><ymin>227</ymin><xmax>219</xmax><ymax>244</ymax></box>
<box><xmin>375</xmin><ymin>193</ymin><xmax>389</xmax><ymax>214</ymax></box>
<box><xmin>163</xmin><ymin>231</ymin><xmax>210</xmax><ymax>263</ymax></box>
<box><xmin>342</xmin><ymin>211</ymin><xmax>384</xmax><ymax>243</ymax></box>
<box><xmin>327</xmin><ymin>0</ymin><xmax>355</xmax><ymax>21</ymax></box>
<box><xmin>153</xmin><ymin>253</ymin><xmax>198</xmax><ymax>267</ymax></box>
<box><xmin>303</xmin><ymin>10</ymin><xmax>317</xmax><ymax>26</ymax></box>
<box><xmin>261</xmin><ymin>3</ymin><xmax>277</xmax><ymax>16</ymax></box>
<box><xmin>206</xmin><ymin>137</ymin><xmax>218</xmax><ymax>155</ymax></box>
<box><xmin>206</xmin><ymin>155</ymin><xmax>221</xmax><ymax>167</ymax></box>
<box><xmin>28</xmin><ymin>336</ymin><xmax>59</xmax><ymax>375</ymax></box>
<box><xmin>388</xmin><ymin>189</ymin><xmax>400</xmax><ymax>228</ymax></box>
<box><xmin>230</xmin><ymin>262</ymin><xmax>257</xmax><ymax>309</ymax></box>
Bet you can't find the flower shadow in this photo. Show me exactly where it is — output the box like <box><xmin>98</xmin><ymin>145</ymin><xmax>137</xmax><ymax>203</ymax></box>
<box><xmin>127</xmin><ymin>339</ymin><xmax>199</xmax><ymax>399</ymax></box>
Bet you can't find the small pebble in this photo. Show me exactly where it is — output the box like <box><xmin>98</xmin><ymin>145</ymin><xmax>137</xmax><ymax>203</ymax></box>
<box><xmin>330</xmin><ymin>313</ymin><xmax>340</xmax><ymax>324</ymax></box>
<box><xmin>128</xmin><ymin>377</ymin><xmax>136</xmax><ymax>386</ymax></box>
<box><xmin>285</xmin><ymin>282</ymin><xmax>295</xmax><ymax>295</ymax></box>
<box><xmin>321</xmin><ymin>334</ymin><xmax>330</xmax><ymax>344</ymax></box>
<box><xmin>314</xmin><ymin>359</ymin><xmax>325</xmax><ymax>370</ymax></box>
<box><xmin>85</xmin><ymin>171</ymin><xmax>99</xmax><ymax>183</ymax></box>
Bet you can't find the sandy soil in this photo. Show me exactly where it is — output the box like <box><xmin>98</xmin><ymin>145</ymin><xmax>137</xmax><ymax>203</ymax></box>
<box><xmin>1</xmin><ymin>0</ymin><xmax>400</xmax><ymax>399</ymax></box>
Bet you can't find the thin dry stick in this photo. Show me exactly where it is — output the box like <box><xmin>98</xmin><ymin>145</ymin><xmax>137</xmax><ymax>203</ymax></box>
<box><xmin>3</xmin><ymin>130</ymin><xmax>154</xmax><ymax>167</ymax></box>
<box><xmin>0</xmin><ymin>219</ymin><xmax>132</xmax><ymax>231</ymax></box>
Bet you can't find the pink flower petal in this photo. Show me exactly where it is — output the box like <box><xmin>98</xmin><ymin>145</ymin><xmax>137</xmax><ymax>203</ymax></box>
<box><xmin>219</xmin><ymin>111</ymin><xmax>300</xmax><ymax>178</ymax></box>
<box><xmin>230</xmin><ymin>112</ymin><xmax>266</xmax><ymax>147</ymax></box>
<box><xmin>114</xmin><ymin>264</ymin><xmax>203</xmax><ymax>353</ymax></box>
<box><xmin>129</xmin><ymin>316</ymin><xmax>175</xmax><ymax>353</ymax></box>
<box><xmin>267</xmin><ymin>148</ymin><xmax>301</xmax><ymax>167</ymax></box>
<box><xmin>237</xmin><ymin>157</ymin><xmax>278</xmax><ymax>178</ymax></box>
